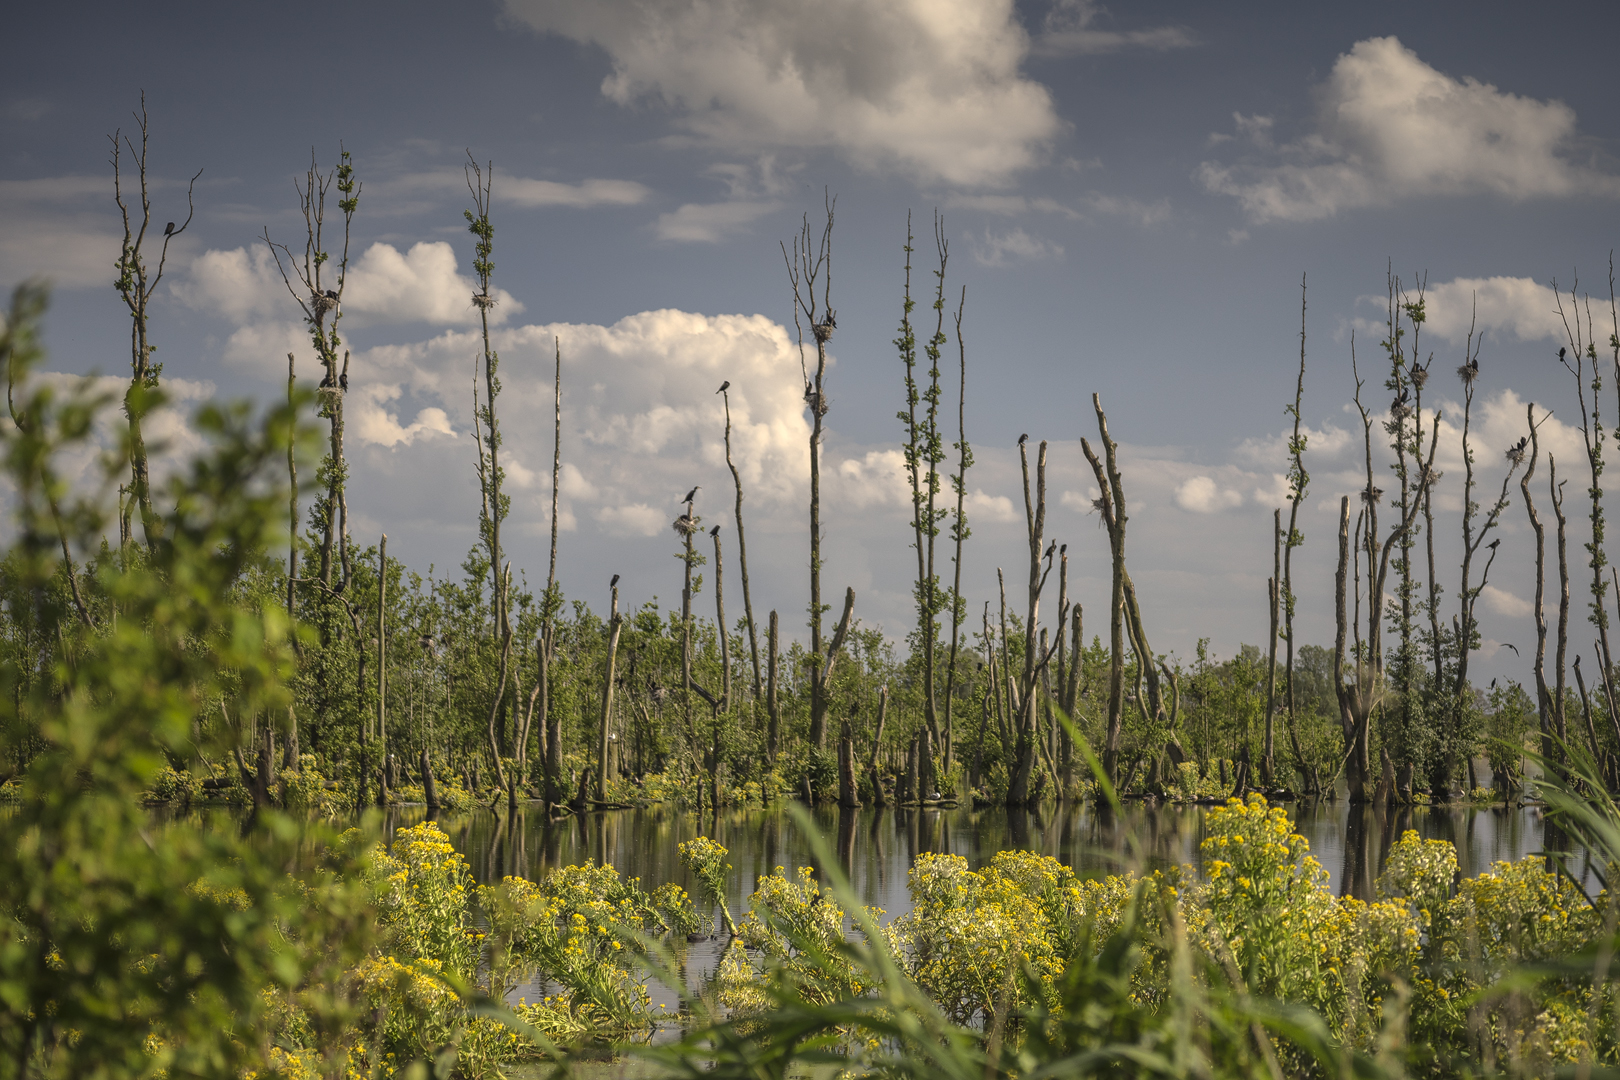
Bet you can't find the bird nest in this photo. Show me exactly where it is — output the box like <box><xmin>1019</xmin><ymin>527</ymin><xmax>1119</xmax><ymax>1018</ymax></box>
<box><xmin>311</xmin><ymin>293</ymin><xmax>338</xmax><ymax>317</ymax></box>
<box><xmin>672</xmin><ymin>515</ymin><xmax>698</xmax><ymax>537</ymax></box>
<box><xmin>811</xmin><ymin>310</ymin><xmax>837</xmax><ymax>344</ymax></box>
<box><xmin>1456</xmin><ymin>362</ymin><xmax>1478</xmax><ymax>384</ymax></box>
<box><xmin>1361</xmin><ymin>486</ymin><xmax>1384</xmax><ymax>504</ymax></box>
<box><xmin>471</xmin><ymin>292</ymin><xmax>498</xmax><ymax>310</ymax></box>
<box><xmin>1411</xmin><ymin>365</ymin><xmax>1429</xmax><ymax>388</ymax></box>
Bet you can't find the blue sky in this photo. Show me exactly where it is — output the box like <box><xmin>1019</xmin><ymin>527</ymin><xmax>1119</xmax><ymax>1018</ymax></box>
<box><xmin>4</xmin><ymin>0</ymin><xmax>1619</xmax><ymax>684</ymax></box>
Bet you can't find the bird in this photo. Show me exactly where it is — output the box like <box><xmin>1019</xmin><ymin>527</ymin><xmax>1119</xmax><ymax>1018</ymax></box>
<box><xmin>1490</xmin><ymin>678</ymin><xmax>1497</xmax><ymax>689</ymax></box>
<box><xmin>672</xmin><ymin>514</ymin><xmax>697</xmax><ymax>536</ymax></box>
<box><xmin>1502</xmin><ymin>643</ymin><xmax>1520</xmax><ymax>656</ymax></box>
<box><xmin>717</xmin><ymin>380</ymin><xmax>730</xmax><ymax>394</ymax></box>
<box><xmin>710</xmin><ymin>524</ymin><xmax>720</xmax><ymax>537</ymax></box>
<box><xmin>1560</xmin><ymin>347</ymin><xmax>1567</xmax><ymax>361</ymax></box>
<box><xmin>338</xmin><ymin>371</ymin><xmax>348</xmax><ymax>392</ymax></box>
<box><xmin>418</xmin><ymin>633</ymin><xmax>437</xmax><ymax>654</ymax></box>
<box><xmin>1488</xmin><ymin>538</ymin><xmax>1501</xmax><ymax>550</ymax></box>
<box><xmin>319</xmin><ymin>371</ymin><xmax>334</xmax><ymax>389</ymax></box>
<box><xmin>683</xmin><ymin>485</ymin><xmax>700</xmax><ymax>504</ymax></box>
<box><xmin>163</xmin><ymin>221</ymin><xmax>175</xmax><ymax>236</ymax></box>
<box><xmin>324</xmin><ymin>289</ymin><xmax>338</xmax><ymax>300</ymax></box>
<box><xmin>1060</xmin><ymin>543</ymin><xmax>1067</xmax><ymax>556</ymax></box>
<box><xmin>610</xmin><ymin>573</ymin><xmax>620</xmax><ymax>588</ymax></box>
<box><xmin>1018</xmin><ymin>433</ymin><xmax>1029</xmax><ymax>446</ymax></box>
<box><xmin>1043</xmin><ymin>540</ymin><xmax>1057</xmax><ymax>561</ymax></box>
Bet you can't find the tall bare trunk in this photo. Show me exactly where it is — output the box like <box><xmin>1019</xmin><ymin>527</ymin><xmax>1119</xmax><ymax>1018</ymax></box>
<box><xmin>596</xmin><ymin>581</ymin><xmax>621</xmax><ymax>803</ymax></box>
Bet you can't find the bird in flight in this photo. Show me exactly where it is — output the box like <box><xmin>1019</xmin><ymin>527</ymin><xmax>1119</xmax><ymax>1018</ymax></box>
<box><xmin>717</xmin><ymin>380</ymin><xmax>730</xmax><ymax>394</ymax></box>
<box><xmin>683</xmin><ymin>485</ymin><xmax>700</xmax><ymax>504</ymax></box>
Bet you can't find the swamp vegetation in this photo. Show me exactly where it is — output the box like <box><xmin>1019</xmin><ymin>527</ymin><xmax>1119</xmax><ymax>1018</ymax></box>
<box><xmin>7</xmin><ymin>122</ymin><xmax>1620</xmax><ymax>1076</ymax></box>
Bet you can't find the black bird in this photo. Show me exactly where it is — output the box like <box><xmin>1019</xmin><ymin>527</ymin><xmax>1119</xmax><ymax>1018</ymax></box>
<box><xmin>1502</xmin><ymin>643</ymin><xmax>1520</xmax><ymax>656</ymax></box>
<box><xmin>683</xmin><ymin>485</ymin><xmax>700</xmax><ymax>504</ymax></box>
<box><xmin>610</xmin><ymin>574</ymin><xmax>620</xmax><ymax>588</ymax></box>
<box><xmin>717</xmin><ymin>380</ymin><xmax>730</xmax><ymax>394</ymax></box>
<box><xmin>1560</xmin><ymin>347</ymin><xmax>1567</xmax><ymax>361</ymax></box>
<box><xmin>1060</xmin><ymin>543</ymin><xmax>1067</xmax><ymax>556</ymax></box>
<box><xmin>1488</xmin><ymin>538</ymin><xmax>1500</xmax><ymax>550</ymax></box>
<box><xmin>163</xmin><ymin>221</ymin><xmax>175</xmax><ymax>236</ymax></box>
<box><xmin>1043</xmin><ymin>540</ymin><xmax>1057</xmax><ymax>561</ymax></box>
<box><xmin>319</xmin><ymin>372</ymin><xmax>334</xmax><ymax>389</ymax></box>
<box><xmin>710</xmin><ymin>525</ymin><xmax>720</xmax><ymax>537</ymax></box>
<box><xmin>324</xmin><ymin>289</ymin><xmax>338</xmax><ymax>300</ymax></box>
<box><xmin>338</xmin><ymin>371</ymin><xmax>348</xmax><ymax>392</ymax></box>
<box><xmin>1490</xmin><ymin>678</ymin><xmax>1497</xmax><ymax>689</ymax></box>
<box><xmin>1018</xmin><ymin>433</ymin><xmax>1029</xmax><ymax>445</ymax></box>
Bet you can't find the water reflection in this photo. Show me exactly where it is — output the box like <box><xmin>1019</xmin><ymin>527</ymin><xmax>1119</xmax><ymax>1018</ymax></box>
<box><xmin>384</xmin><ymin>797</ymin><xmax>1574</xmax><ymax>916</ymax></box>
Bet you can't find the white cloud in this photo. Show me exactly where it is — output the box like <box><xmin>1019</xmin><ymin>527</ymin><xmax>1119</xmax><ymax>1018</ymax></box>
<box><xmin>384</xmin><ymin>169</ymin><xmax>651</xmax><ymax>209</ymax></box>
<box><xmin>838</xmin><ymin>449</ymin><xmax>909</xmax><ymax>509</ymax></box>
<box><xmin>965</xmin><ymin>489</ymin><xmax>1017</xmax><ymax>522</ymax></box>
<box><xmin>1033</xmin><ymin>0</ymin><xmax>1196</xmax><ymax>56</ymax></box>
<box><xmin>595</xmin><ymin>503</ymin><xmax>668</xmax><ymax>537</ymax></box>
<box><xmin>175</xmin><ymin>241</ymin><xmax>520</xmax><ymax>329</ymax></box>
<box><xmin>1481</xmin><ymin>584</ymin><xmax>1532</xmax><ymax>618</ymax></box>
<box><xmin>502</xmin><ymin>0</ymin><xmax>1061</xmax><ymax>187</ymax></box>
<box><xmin>1175</xmin><ymin>475</ymin><xmax>1244</xmax><ymax>513</ymax></box>
<box><xmin>1198</xmin><ymin>36</ymin><xmax>1620</xmax><ymax>223</ymax></box>
<box><xmin>0</xmin><ymin>176</ymin><xmax>122</xmax><ymax>290</ymax></box>
<box><xmin>971</xmin><ymin>227</ymin><xmax>1063</xmax><ymax>267</ymax></box>
<box><xmin>656</xmin><ymin>201</ymin><xmax>780</xmax><ymax>243</ymax></box>
<box><xmin>1419</xmin><ymin>276</ymin><xmax>1566</xmax><ymax>345</ymax></box>
<box><xmin>351</xmin><ymin>383</ymin><xmax>456</xmax><ymax>448</ymax></box>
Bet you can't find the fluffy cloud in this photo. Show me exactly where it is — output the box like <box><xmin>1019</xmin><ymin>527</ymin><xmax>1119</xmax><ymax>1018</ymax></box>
<box><xmin>1175</xmin><ymin>475</ymin><xmax>1245</xmax><ymax>513</ymax></box>
<box><xmin>502</xmin><ymin>0</ymin><xmax>1061</xmax><ymax>186</ymax></box>
<box><xmin>1198</xmin><ymin>37</ymin><xmax>1620</xmax><ymax>222</ymax></box>
<box><xmin>971</xmin><ymin>227</ymin><xmax>1063</xmax><ymax>267</ymax></box>
<box><xmin>175</xmin><ymin>242</ymin><xmax>520</xmax><ymax>329</ymax></box>
<box><xmin>1418</xmin><ymin>276</ymin><xmax>1567</xmax><ymax>345</ymax></box>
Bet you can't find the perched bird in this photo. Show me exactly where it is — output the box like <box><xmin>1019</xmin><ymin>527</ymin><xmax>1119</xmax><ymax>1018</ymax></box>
<box><xmin>324</xmin><ymin>289</ymin><xmax>338</xmax><ymax>300</ymax></box>
<box><xmin>1560</xmin><ymin>347</ymin><xmax>1567</xmax><ymax>361</ymax></box>
<box><xmin>1490</xmin><ymin>678</ymin><xmax>1497</xmax><ymax>689</ymax></box>
<box><xmin>1488</xmin><ymin>538</ymin><xmax>1501</xmax><ymax>550</ymax></box>
<box><xmin>418</xmin><ymin>634</ymin><xmax>437</xmax><ymax>655</ymax></box>
<box><xmin>1043</xmin><ymin>540</ymin><xmax>1057</xmax><ymax>561</ymax></box>
<box><xmin>163</xmin><ymin>221</ymin><xmax>175</xmax><ymax>236</ymax></box>
<box><xmin>683</xmin><ymin>485</ymin><xmax>700</xmax><ymax>504</ymax></box>
<box><xmin>610</xmin><ymin>573</ymin><xmax>620</xmax><ymax>588</ymax></box>
<box><xmin>338</xmin><ymin>371</ymin><xmax>348</xmax><ymax>392</ymax></box>
<box><xmin>1018</xmin><ymin>433</ymin><xmax>1029</xmax><ymax>446</ymax></box>
<box><xmin>710</xmin><ymin>524</ymin><xmax>720</xmax><ymax>537</ymax></box>
<box><xmin>1060</xmin><ymin>543</ymin><xmax>1067</xmax><ymax>556</ymax></box>
<box><xmin>717</xmin><ymin>380</ymin><xmax>730</xmax><ymax>394</ymax></box>
<box><xmin>319</xmin><ymin>371</ymin><xmax>334</xmax><ymax>389</ymax></box>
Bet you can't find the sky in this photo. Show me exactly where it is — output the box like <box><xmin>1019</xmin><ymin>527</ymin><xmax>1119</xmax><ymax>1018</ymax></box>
<box><xmin>3</xmin><ymin>0</ymin><xmax>1620</xmax><ymax>686</ymax></box>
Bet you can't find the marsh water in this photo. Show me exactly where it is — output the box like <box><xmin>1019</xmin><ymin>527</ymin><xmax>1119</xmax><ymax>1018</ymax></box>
<box><xmin>371</xmin><ymin>795</ymin><xmax>1590</xmax><ymax>1014</ymax></box>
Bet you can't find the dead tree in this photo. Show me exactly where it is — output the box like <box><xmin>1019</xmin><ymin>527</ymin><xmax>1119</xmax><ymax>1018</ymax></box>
<box><xmin>1521</xmin><ymin>405</ymin><xmax>1558</xmax><ymax>762</ymax></box>
<box><xmin>596</xmin><ymin>578</ymin><xmax>622</xmax><ymax>803</ymax></box>
<box><xmin>542</xmin><ymin>341</ymin><xmax>563</xmax><ymax>806</ymax></box>
<box><xmin>1006</xmin><ymin>438</ymin><xmax>1054</xmax><ymax>805</ymax></box>
<box><xmin>110</xmin><ymin>93</ymin><xmax>200</xmax><ymax>552</ymax></box>
<box><xmin>720</xmin><ymin>384</ymin><xmax>763</xmax><ymax>707</ymax></box>
<box><xmin>263</xmin><ymin>149</ymin><xmax>359</xmax><ymax>590</ymax></box>
<box><xmin>782</xmin><ymin>195</ymin><xmax>837</xmax><ymax>747</ymax></box>
<box><xmin>942</xmin><ymin>285</ymin><xmax>974</xmax><ymax>769</ymax></box>
<box><xmin>1281</xmin><ymin>274</ymin><xmax>1313</xmax><ymax>792</ymax></box>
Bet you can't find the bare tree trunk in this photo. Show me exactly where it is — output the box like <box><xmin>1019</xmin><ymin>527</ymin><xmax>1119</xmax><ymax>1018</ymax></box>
<box><xmin>376</xmin><ymin>534</ymin><xmax>388</xmax><ymax>808</ymax></box>
<box><xmin>1522</xmin><ymin>407</ymin><xmax>1556</xmax><ymax>762</ymax></box>
<box><xmin>1553</xmin><ymin>459</ymin><xmax>1571</xmax><ymax>753</ymax></box>
<box><xmin>543</xmin><ymin>340</ymin><xmax>563</xmax><ymax>807</ymax></box>
<box><xmin>1265</xmin><ymin>510</ymin><xmax>1280</xmax><ymax>784</ymax></box>
<box><xmin>767</xmin><ymin>611</ymin><xmax>781</xmax><ymax>763</ymax></box>
<box><xmin>1283</xmin><ymin>274</ymin><xmax>1311</xmax><ymax>793</ymax></box>
<box><xmin>943</xmin><ymin>285</ymin><xmax>973</xmax><ymax>770</ymax></box>
<box><xmin>838</xmin><ymin>721</ymin><xmax>859</xmax><ymax>808</ymax></box>
<box><xmin>867</xmin><ymin>685</ymin><xmax>888</xmax><ymax>805</ymax></box>
<box><xmin>596</xmin><ymin>580</ymin><xmax>621</xmax><ymax>803</ymax></box>
<box><xmin>783</xmin><ymin>198</ymin><xmax>836</xmax><ymax>749</ymax></box>
<box><xmin>720</xmin><ymin>387</ymin><xmax>762</xmax><ymax>706</ymax></box>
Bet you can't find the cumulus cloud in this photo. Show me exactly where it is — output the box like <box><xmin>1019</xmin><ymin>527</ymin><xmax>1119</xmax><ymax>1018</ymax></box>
<box><xmin>1032</xmin><ymin>0</ymin><xmax>1196</xmax><ymax>56</ymax></box>
<box><xmin>1481</xmin><ymin>584</ymin><xmax>1532</xmax><ymax>618</ymax></box>
<box><xmin>1175</xmin><ymin>475</ymin><xmax>1244</xmax><ymax>513</ymax></box>
<box><xmin>501</xmin><ymin>0</ymin><xmax>1061</xmax><ymax>186</ymax></box>
<box><xmin>1198</xmin><ymin>36</ymin><xmax>1620</xmax><ymax>223</ymax></box>
<box><xmin>972</xmin><ymin>227</ymin><xmax>1063</xmax><ymax>267</ymax></box>
<box><xmin>175</xmin><ymin>241</ymin><xmax>520</xmax><ymax>329</ymax></box>
<box><xmin>1418</xmin><ymin>276</ymin><xmax>1568</xmax><ymax>345</ymax></box>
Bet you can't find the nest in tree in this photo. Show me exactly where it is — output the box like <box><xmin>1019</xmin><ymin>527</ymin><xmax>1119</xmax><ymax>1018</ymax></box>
<box><xmin>811</xmin><ymin>310</ymin><xmax>837</xmax><ymax>344</ymax></box>
<box><xmin>1457</xmin><ymin>361</ymin><xmax>1479</xmax><ymax>385</ymax></box>
<box><xmin>672</xmin><ymin>514</ymin><xmax>698</xmax><ymax>537</ymax></box>
<box><xmin>1390</xmin><ymin>400</ymin><xmax>1412</xmax><ymax>421</ymax></box>
<box><xmin>471</xmin><ymin>292</ymin><xmax>498</xmax><ymax>310</ymax></box>
<box><xmin>1411</xmin><ymin>365</ymin><xmax>1429</xmax><ymax>388</ymax></box>
<box><xmin>804</xmin><ymin>389</ymin><xmax>829</xmax><ymax>417</ymax></box>
<box><xmin>311</xmin><ymin>293</ymin><xmax>338</xmax><ymax>317</ymax></box>
<box><xmin>1361</xmin><ymin>485</ymin><xmax>1384</xmax><ymax>504</ymax></box>
<box><xmin>1506</xmin><ymin>447</ymin><xmax>1525</xmax><ymax>464</ymax></box>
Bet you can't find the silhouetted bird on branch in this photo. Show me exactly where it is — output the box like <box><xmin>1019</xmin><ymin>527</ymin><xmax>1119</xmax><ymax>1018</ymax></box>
<box><xmin>710</xmin><ymin>525</ymin><xmax>721</xmax><ymax>537</ymax></box>
<box><xmin>164</xmin><ymin>221</ymin><xmax>175</xmax><ymax>236</ymax></box>
<box><xmin>717</xmin><ymin>380</ymin><xmax>730</xmax><ymax>394</ymax></box>
<box><xmin>610</xmin><ymin>574</ymin><xmax>620</xmax><ymax>588</ymax></box>
<box><xmin>683</xmin><ymin>485</ymin><xmax>700</xmax><ymax>504</ymax></box>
